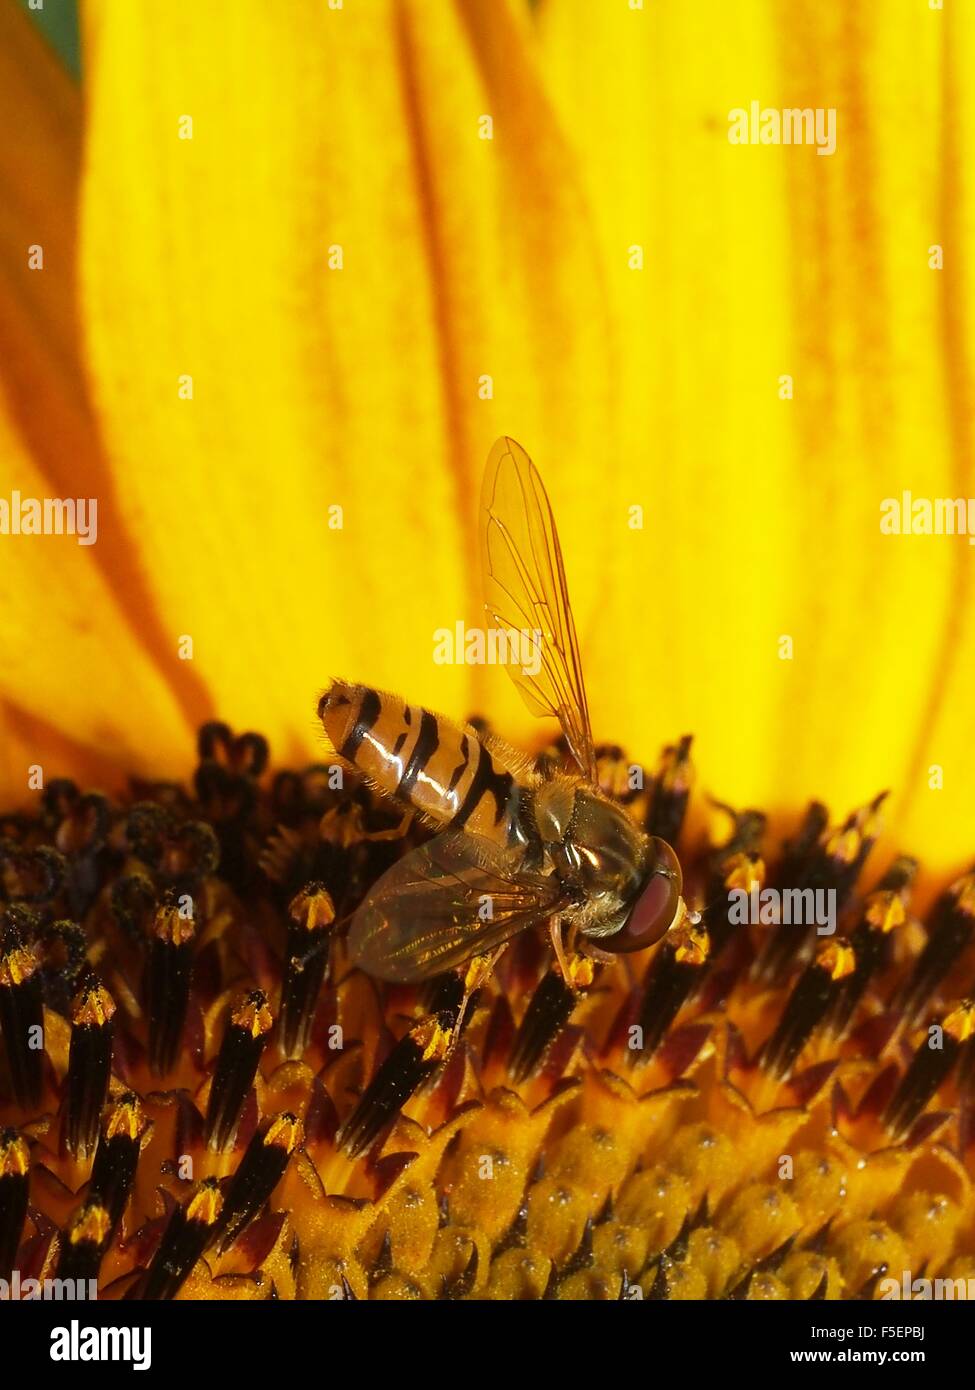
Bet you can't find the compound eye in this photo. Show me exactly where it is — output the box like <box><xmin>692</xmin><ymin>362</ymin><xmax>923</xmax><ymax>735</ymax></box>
<box><xmin>604</xmin><ymin>838</ymin><xmax>682</xmax><ymax>954</ymax></box>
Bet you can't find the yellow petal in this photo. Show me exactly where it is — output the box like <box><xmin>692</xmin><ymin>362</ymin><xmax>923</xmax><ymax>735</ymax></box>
<box><xmin>79</xmin><ymin>0</ymin><xmax>612</xmax><ymax>766</ymax></box>
<box><xmin>539</xmin><ymin>0</ymin><xmax>975</xmax><ymax>874</ymax></box>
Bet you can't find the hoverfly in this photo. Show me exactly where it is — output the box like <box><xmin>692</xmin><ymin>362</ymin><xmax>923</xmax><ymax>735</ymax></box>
<box><xmin>318</xmin><ymin>437</ymin><xmax>686</xmax><ymax>986</ymax></box>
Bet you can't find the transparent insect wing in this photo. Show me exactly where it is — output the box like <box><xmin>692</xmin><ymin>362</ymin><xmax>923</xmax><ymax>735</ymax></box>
<box><xmin>480</xmin><ymin>437</ymin><xmax>598</xmax><ymax>785</ymax></box>
<box><xmin>348</xmin><ymin>830</ymin><xmax>566</xmax><ymax>983</ymax></box>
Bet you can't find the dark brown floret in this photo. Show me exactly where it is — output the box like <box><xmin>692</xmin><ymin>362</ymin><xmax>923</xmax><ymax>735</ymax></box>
<box><xmin>0</xmin><ymin>720</ymin><xmax>973</xmax><ymax>1301</ymax></box>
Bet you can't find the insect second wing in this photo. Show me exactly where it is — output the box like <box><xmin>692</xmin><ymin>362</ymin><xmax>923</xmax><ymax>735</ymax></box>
<box><xmin>480</xmin><ymin>437</ymin><xmax>599</xmax><ymax>784</ymax></box>
<box><xmin>348</xmin><ymin>830</ymin><xmax>565</xmax><ymax>983</ymax></box>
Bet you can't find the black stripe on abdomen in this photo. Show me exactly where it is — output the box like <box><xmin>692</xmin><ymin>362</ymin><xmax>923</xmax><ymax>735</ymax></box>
<box><xmin>450</xmin><ymin>742</ymin><xmax>515</xmax><ymax>829</ymax></box>
<box><xmin>446</xmin><ymin>735</ymin><xmax>470</xmax><ymax>794</ymax></box>
<box><xmin>340</xmin><ymin>689</ymin><xmax>382</xmax><ymax>760</ymax></box>
<box><xmin>398</xmin><ymin>710</ymin><xmax>439</xmax><ymax>799</ymax></box>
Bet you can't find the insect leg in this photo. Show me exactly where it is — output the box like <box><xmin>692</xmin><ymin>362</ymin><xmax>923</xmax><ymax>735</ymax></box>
<box><xmin>362</xmin><ymin>810</ymin><xmax>415</xmax><ymax>843</ymax></box>
<box><xmin>548</xmin><ymin>918</ymin><xmax>573</xmax><ymax>991</ymax></box>
<box><xmin>448</xmin><ymin>945</ymin><xmax>509</xmax><ymax>1058</ymax></box>
<box><xmin>577</xmin><ymin>941</ymin><xmax>618</xmax><ymax>966</ymax></box>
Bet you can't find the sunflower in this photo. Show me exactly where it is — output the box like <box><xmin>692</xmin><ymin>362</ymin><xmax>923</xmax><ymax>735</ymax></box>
<box><xmin>1</xmin><ymin>0</ymin><xmax>974</xmax><ymax>1303</ymax></box>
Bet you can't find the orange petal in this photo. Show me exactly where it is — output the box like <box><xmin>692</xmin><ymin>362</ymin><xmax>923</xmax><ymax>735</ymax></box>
<box><xmin>0</xmin><ymin>2</ymin><xmax>199</xmax><ymax>797</ymax></box>
<box><xmin>0</xmin><ymin>398</ymin><xmax>196</xmax><ymax>798</ymax></box>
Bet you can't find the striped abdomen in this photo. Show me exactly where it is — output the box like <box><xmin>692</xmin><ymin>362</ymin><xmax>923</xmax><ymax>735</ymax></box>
<box><xmin>318</xmin><ymin>681</ymin><xmax>521</xmax><ymax>840</ymax></box>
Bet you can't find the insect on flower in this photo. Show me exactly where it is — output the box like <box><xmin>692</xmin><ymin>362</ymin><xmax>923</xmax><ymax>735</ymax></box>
<box><xmin>318</xmin><ymin>438</ymin><xmax>687</xmax><ymax>988</ymax></box>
